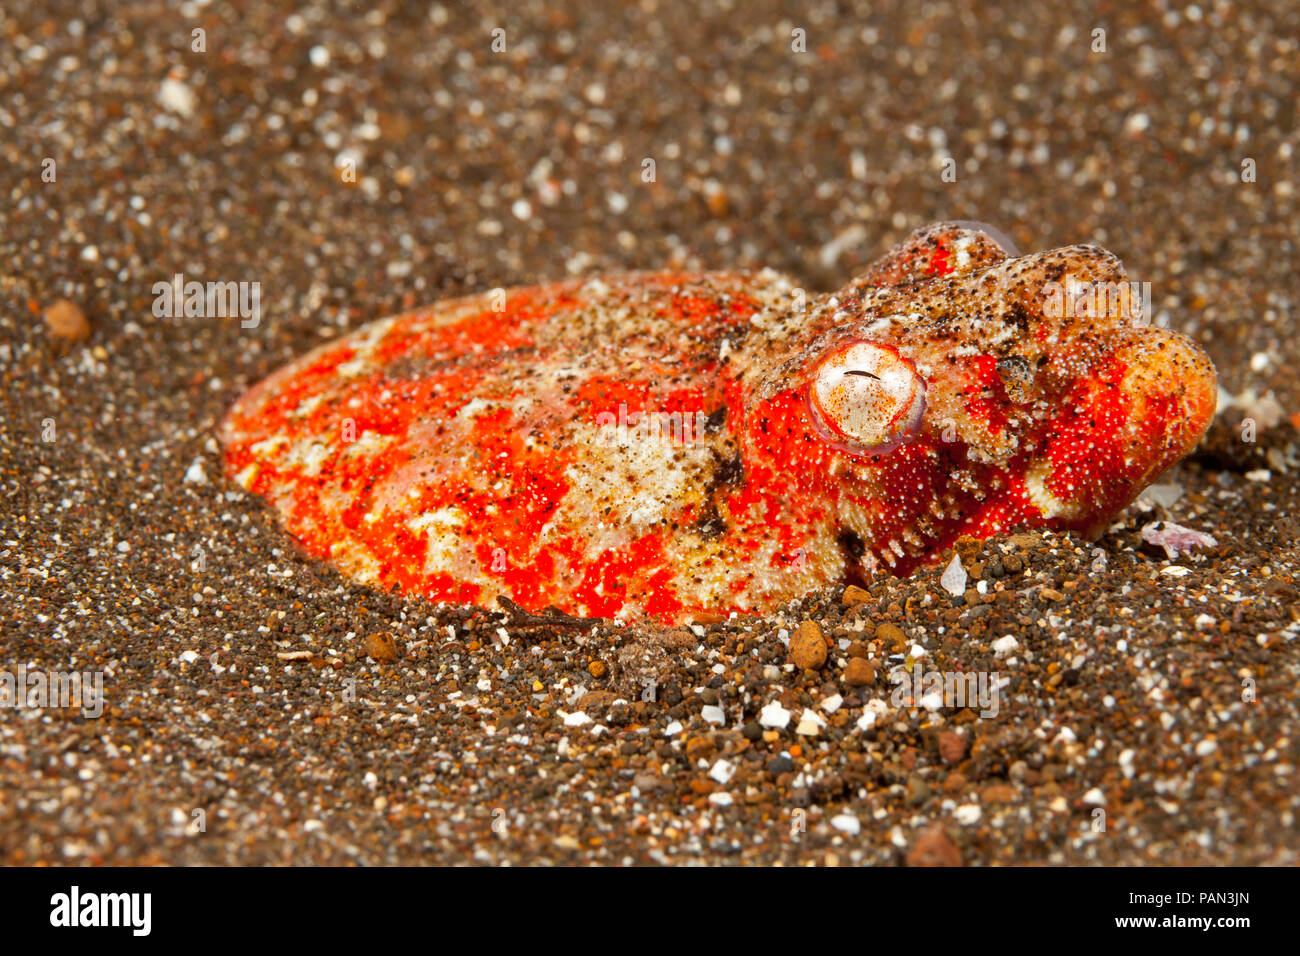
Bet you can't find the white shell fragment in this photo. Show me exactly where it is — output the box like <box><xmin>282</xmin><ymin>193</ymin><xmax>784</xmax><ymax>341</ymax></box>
<box><xmin>1141</xmin><ymin>521</ymin><xmax>1218</xmax><ymax>559</ymax></box>
<box><xmin>940</xmin><ymin>553</ymin><xmax>968</xmax><ymax>596</ymax></box>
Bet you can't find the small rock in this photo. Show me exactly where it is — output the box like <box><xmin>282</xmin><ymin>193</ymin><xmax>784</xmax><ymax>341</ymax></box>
<box><xmin>183</xmin><ymin>459</ymin><xmax>208</xmax><ymax>485</ymax></box>
<box><xmin>158</xmin><ymin>75</ymin><xmax>197</xmax><ymax>117</ymax></box>
<box><xmin>1137</xmin><ymin>482</ymin><xmax>1184</xmax><ymax>510</ymax></box>
<box><xmin>856</xmin><ymin>708</ymin><xmax>881</xmax><ymax>732</ymax></box>
<box><xmin>690</xmin><ymin>610</ymin><xmax>727</xmax><ymax>625</ymax></box>
<box><xmin>843</xmin><ymin>657</ymin><xmax>876</xmax><ymax>687</ymax></box>
<box><xmin>685</xmin><ymin>735</ymin><xmax>716</xmax><ymax>760</ymax></box>
<box><xmin>938</xmin><ymin>730</ymin><xmax>967</xmax><ymax>764</ymax></box>
<box><xmin>841</xmin><ymin>584</ymin><xmax>871</xmax><ymax>607</ymax></box>
<box><xmin>991</xmin><ymin>635</ymin><xmax>1019</xmax><ymax>658</ymax></box>
<box><xmin>981</xmin><ymin>783</ymin><xmax>1020</xmax><ymax>803</ymax></box>
<box><xmin>709</xmin><ymin>759</ymin><xmax>735</xmax><ymax>785</ymax></box>
<box><xmin>906</xmin><ymin>828</ymin><xmax>963</xmax><ymax>867</ymax></box>
<box><xmin>794</xmin><ymin>708</ymin><xmax>825</xmax><ymax>736</ymax></box>
<box><xmin>587</xmin><ymin>659</ymin><xmax>607</xmax><ymax>679</ymax></box>
<box><xmin>830</xmin><ymin>813</ymin><xmax>860</xmax><ymax>835</ymax></box>
<box><xmin>766</xmin><ymin>755</ymin><xmax>795</xmax><ymax>777</ymax></box>
<box><xmin>576</xmin><ymin>690</ymin><xmax>615</xmax><ymax>711</ymax></box>
<box><xmin>875</xmin><ymin>622</ymin><xmax>907</xmax><ymax>649</ymax></box>
<box><xmin>940</xmin><ymin>554</ymin><xmax>967</xmax><ymax>596</ymax></box>
<box><xmin>633</xmin><ymin>773</ymin><xmax>664</xmax><ymax>792</ymax></box>
<box><xmin>759</xmin><ymin>701</ymin><xmax>791</xmax><ymax>729</ymax></box>
<box><xmin>789</xmin><ymin>620</ymin><xmax>828</xmax><ymax>670</ymax></box>
<box><xmin>363</xmin><ymin>632</ymin><xmax>399</xmax><ymax>662</ymax></box>
<box><xmin>1141</xmin><ymin>521</ymin><xmax>1219</xmax><ymax>559</ymax></box>
<box><xmin>44</xmin><ymin>299</ymin><xmax>91</xmax><ymax>345</ymax></box>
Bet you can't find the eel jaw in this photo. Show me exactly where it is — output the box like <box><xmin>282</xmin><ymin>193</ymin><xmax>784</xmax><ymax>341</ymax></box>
<box><xmin>1027</xmin><ymin>327</ymin><xmax>1217</xmax><ymax>535</ymax></box>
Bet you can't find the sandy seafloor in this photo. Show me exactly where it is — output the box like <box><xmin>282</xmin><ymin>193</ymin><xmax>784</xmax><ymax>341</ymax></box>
<box><xmin>1</xmin><ymin>0</ymin><xmax>1297</xmax><ymax>864</ymax></box>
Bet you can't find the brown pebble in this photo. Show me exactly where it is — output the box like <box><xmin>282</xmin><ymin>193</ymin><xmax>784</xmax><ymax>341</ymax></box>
<box><xmin>906</xmin><ymin>828</ymin><xmax>963</xmax><ymax>867</ymax></box>
<box><xmin>704</xmin><ymin>185</ymin><xmax>730</xmax><ymax>217</ymax></box>
<box><xmin>363</xmin><ymin>632</ymin><xmax>399</xmax><ymax>662</ymax></box>
<box><xmin>981</xmin><ymin>783</ymin><xmax>1020</xmax><ymax>803</ymax></box>
<box><xmin>576</xmin><ymin>690</ymin><xmax>615</xmax><ymax>710</ymax></box>
<box><xmin>1040</xmin><ymin>587</ymin><xmax>1065</xmax><ymax>602</ymax></box>
<box><xmin>789</xmin><ymin>620</ymin><xmax>828</xmax><ymax>670</ymax></box>
<box><xmin>690</xmin><ymin>610</ymin><xmax>727</xmax><ymax>625</ymax></box>
<box><xmin>841</xmin><ymin>584</ymin><xmax>871</xmax><ymax>607</ymax></box>
<box><xmin>938</xmin><ymin>730</ymin><xmax>968</xmax><ymax>764</ymax></box>
<box><xmin>588</xmin><ymin>659</ymin><xmax>608</xmax><ymax>678</ymax></box>
<box><xmin>685</xmin><ymin>735</ymin><xmax>716</xmax><ymax>761</ymax></box>
<box><xmin>44</xmin><ymin>299</ymin><xmax>91</xmax><ymax>344</ymax></box>
<box><xmin>843</xmin><ymin>656</ymin><xmax>876</xmax><ymax>687</ymax></box>
<box><xmin>876</xmin><ymin>622</ymin><xmax>906</xmax><ymax>649</ymax></box>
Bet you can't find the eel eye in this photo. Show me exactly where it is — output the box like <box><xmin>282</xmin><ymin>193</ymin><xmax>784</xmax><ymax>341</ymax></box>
<box><xmin>808</xmin><ymin>341</ymin><xmax>926</xmax><ymax>454</ymax></box>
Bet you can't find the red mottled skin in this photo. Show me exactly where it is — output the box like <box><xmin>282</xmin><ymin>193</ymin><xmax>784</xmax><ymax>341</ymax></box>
<box><xmin>221</xmin><ymin>223</ymin><xmax>1217</xmax><ymax>623</ymax></box>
